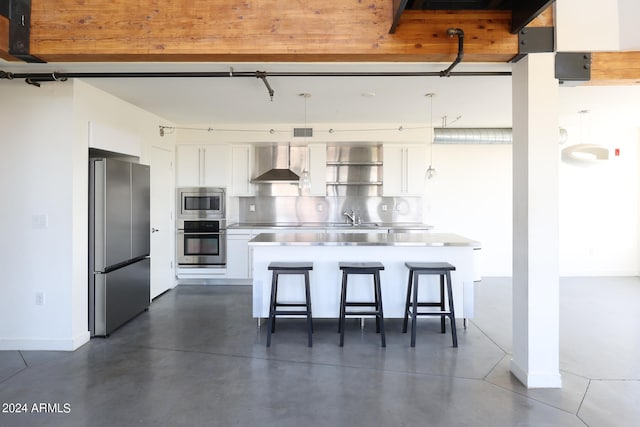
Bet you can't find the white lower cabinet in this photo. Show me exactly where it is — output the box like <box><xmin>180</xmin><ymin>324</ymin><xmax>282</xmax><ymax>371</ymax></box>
<box><xmin>226</xmin><ymin>230</ymin><xmax>253</xmax><ymax>279</ymax></box>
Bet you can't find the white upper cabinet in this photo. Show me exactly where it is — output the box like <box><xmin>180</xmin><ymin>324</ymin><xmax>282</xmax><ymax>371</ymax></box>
<box><xmin>176</xmin><ymin>144</ymin><xmax>230</xmax><ymax>187</ymax></box>
<box><xmin>231</xmin><ymin>145</ymin><xmax>254</xmax><ymax>196</ymax></box>
<box><xmin>176</xmin><ymin>145</ymin><xmax>201</xmax><ymax>187</ymax></box>
<box><xmin>203</xmin><ymin>145</ymin><xmax>230</xmax><ymax>187</ymax></box>
<box><xmin>383</xmin><ymin>144</ymin><xmax>427</xmax><ymax>196</ymax></box>
<box><xmin>307</xmin><ymin>143</ymin><xmax>326</xmax><ymax>196</ymax></box>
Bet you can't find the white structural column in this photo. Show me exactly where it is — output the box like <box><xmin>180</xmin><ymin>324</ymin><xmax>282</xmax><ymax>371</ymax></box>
<box><xmin>511</xmin><ymin>53</ymin><xmax>562</xmax><ymax>389</ymax></box>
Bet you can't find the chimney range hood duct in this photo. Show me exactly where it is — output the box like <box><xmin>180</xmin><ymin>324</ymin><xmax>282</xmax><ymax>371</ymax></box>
<box><xmin>433</xmin><ymin>128</ymin><xmax>568</xmax><ymax>144</ymax></box>
<box><xmin>251</xmin><ymin>145</ymin><xmax>300</xmax><ymax>183</ymax></box>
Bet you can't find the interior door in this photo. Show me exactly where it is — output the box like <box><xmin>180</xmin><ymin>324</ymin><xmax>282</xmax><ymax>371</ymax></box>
<box><xmin>150</xmin><ymin>146</ymin><xmax>175</xmax><ymax>298</ymax></box>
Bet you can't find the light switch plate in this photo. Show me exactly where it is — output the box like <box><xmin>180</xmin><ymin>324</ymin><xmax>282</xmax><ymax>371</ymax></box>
<box><xmin>32</xmin><ymin>214</ymin><xmax>48</xmax><ymax>229</ymax></box>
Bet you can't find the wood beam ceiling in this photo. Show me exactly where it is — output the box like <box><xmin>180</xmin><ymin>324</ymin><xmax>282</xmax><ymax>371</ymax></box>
<box><xmin>0</xmin><ymin>1</ymin><xmax>637</xmax><ymax>85</ymax></box>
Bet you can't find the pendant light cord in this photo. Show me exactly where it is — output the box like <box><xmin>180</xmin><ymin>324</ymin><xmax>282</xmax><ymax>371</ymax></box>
<box><xmin>429</xmin><ymin>93</ymin><xmax>434</xmax><ymax>166</ymax></box>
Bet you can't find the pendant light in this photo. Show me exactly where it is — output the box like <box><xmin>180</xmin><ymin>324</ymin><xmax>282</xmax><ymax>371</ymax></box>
<box><xmin>425</xmin><ymin>93</ymin><xmax>437</xmax><ymax>180</ymax></box>
<box><xmin>561</xmin><ymin>110</ymin><xmax>609</xmax><ymax>166</ymax></box>
<box><xmin>298</xmin><ymin>93</ymin><xmax>312</xmax><ymax>190</ymax></box>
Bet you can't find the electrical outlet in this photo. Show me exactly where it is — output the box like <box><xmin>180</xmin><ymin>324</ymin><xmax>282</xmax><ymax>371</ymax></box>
<box><xmin>316</xmin><ymin>204</ymin><xmax>324</xmax><ymax>212</ymax></box>
<box><xmin>249</xmin><ymin>204</ymin><xmax>256</xmax><ymax>212</ymax></box>
<box><xmin>35</xmin><ymin>292</ymin><xmax>45</xmax><ymax>306</ymax></box>
<box><xmin>381</xmin><ymin>204</ymin><xmax>388</xmax><ymax>212</ymax></box>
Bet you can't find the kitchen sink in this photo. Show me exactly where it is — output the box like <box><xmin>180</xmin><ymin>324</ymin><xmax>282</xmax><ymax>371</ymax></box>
<box><xmin>327</xmin><ymin>222</ymin><xmax>380</xmax><ymax>228</ymax></box>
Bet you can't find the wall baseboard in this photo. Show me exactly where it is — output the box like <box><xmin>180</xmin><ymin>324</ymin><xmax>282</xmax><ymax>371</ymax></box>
<box><xmin>0</xmin><ymin>331</ymin><xmax>90</xmax><ymax>351</ymax></box>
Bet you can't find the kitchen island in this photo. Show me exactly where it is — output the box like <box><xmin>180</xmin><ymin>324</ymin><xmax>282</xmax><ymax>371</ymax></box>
<box><xmin>249</xmin><ymin>232</ymin><xmax>481</xmax><ymax>320</ymax></box>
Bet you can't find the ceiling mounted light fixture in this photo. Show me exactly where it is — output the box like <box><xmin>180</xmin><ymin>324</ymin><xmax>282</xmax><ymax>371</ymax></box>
<box><xmin>425</xmin><ymin>93</ymin><xmax>437</xmax><ymax>180</ymax></box>
<box><xmin>561</xmin><ymin>110</ymin><xmax>609</xmax><ymax>166</ymax></box>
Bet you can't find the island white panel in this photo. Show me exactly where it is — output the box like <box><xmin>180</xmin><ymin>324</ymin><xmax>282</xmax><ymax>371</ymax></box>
<box><xmin>251</xmin><ymin>244</ymin><xmax>475</xmax><ymax>319</ymax></box>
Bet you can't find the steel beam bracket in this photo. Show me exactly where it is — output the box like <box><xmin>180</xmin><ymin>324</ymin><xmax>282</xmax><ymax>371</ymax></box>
<box><xmin>8</xmin><ymin>0</ymin><xmax>46</xmax><ymax>63</ymax></box>
<box><xmin>509</xmin><ymin>27</ymin><xmax>554</xmax><ymax>63</ymax></box>
<box><xmin>556</xmin><ymin>53</ymin><xmax>591</xmax><ymax>86</ymax></box>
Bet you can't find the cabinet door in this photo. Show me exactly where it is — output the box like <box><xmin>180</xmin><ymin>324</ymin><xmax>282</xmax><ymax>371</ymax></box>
<box><xmin>226</xmin><ymin>231</ymin><xmax>252</xmax><ymax>279</ymax></box>
<box><xmin>383</xmin><ymin>145</ymin><xmax>426</xmax><ymax>196</ymax></box>
<box><xmin>176</xmin><ymin>145</ymin><xmax>202</xmax><ymax>187</ymax></box>
<box><xmin>382</xmin><ymin>145</ymin><xmax>404</xmax><ymax>196</ymax></box>
<box><xmin>405</xmin><ymin>145</ymin><xmax>427</xmax><ymax>195</ymax></box>
<box><xmin>202</xmin><ymin>145</ymin><xmax>230</xmax><ymax>187</ymax></box>
<box><xmin>231</xmin><ymin>145</ymin><xmax>254</xmax><ymax>196</ymax></box>
<box><xmin>307</xmin><ymin>143</ymin><xmax>326</xmax><ymax>196</ymax></box>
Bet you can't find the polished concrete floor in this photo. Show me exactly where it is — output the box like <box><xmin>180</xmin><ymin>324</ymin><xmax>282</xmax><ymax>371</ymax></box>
<box><xmin>1</xmin><ymin>277</ymin><xmax>639</xmax><ymax>427</ymax></box>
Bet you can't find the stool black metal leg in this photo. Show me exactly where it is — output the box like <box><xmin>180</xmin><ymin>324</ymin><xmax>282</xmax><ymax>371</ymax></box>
<box><xmin>374</xmin><ymin>271</ymin><xmax>386</xmax><ymax>347</ymax></box>
<box><xmin>272</xmin><ymin>277</ymin><xmax>279</xmax><ymax>333</ymax></box>
<box><xmin>304</xmin><ymin>271</ymin><xmax>313</xmax><ymax>347</ymax></box>
<box><xmin>402</xmin><ymin>269</ymin><xmax>413</xmax><ymax>334</ymax></box>
<box><xmin>305</xmin><ymin>271</ymin><xmax>314</xmax><ymax>334</ymax></box>
<box><xmin>339</xmin><ymin>271</ymin><xmax>347</xmax><ymax>346</ymax></box>
<box><xmin>411</xmin><ymin>271</ymin><xmax>419</xmax><ymax>347</ymax></box>
<box><xmin>266</xmin><ymin>271</ymin><xmax>278</xmax><ymax>347</ymax></box>
<box><xmin>446</xmin><ymin>271</ymin><xmax>458</xmax><ymax>347</ymax></box>
<box><xmin>374</xmin><ymin>274</ymin><xmax>381</xmax><ymax>334</ymax></box>
<box><xmin>440</xmin><ymin>274</ymin><xmax>446</xmax><ymax>334</ymax></box>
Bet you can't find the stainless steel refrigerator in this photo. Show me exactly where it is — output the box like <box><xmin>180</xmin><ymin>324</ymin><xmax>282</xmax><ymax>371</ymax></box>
<box><xmin>89</xmin><ymin>157</ymin><xmax>151</xmax><ymax>337</ymax></box>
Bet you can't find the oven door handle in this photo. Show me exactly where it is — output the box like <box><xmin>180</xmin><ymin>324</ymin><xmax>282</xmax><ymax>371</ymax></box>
<box><xmin>179</xmin><ymin>231</ymin><xmax>226</xmax><ymax>235</ymax></box>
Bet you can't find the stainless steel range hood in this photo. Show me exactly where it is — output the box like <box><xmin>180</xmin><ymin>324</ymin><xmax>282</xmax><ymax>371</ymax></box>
<box><xmin>252</xmin><ymin>145</ymin><xmax>300</xmax><ymax>184</ymax></box>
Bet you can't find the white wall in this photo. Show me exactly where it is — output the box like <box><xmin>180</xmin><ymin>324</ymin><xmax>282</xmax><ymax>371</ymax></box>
<box><xmin>555</xmin><ymin>0</ymin><xmax>620</xmax><ymax>52</ymax></box>
<box><xmin>0</xmin><ymin>79</ymin><xmax>175</xmax><ymax>351</ymax></box>
<box><xmin>558</xmin><ymin>85</ymin><xmax>640</xmax><ymax>276</ymax></box>
<box><xmin>556</xmin><ymin>0</ymin><xmax>640</xmax><ymax>52</ymax></box>
<box><xmin>0</xmin><ymin>81</ymin><xmax>78</xmax><ymax>350</ymax></box>
<box><xmin>618</xmin><ymin>0</ymin><xmax>640</xmax><ymax>51</ymax></box>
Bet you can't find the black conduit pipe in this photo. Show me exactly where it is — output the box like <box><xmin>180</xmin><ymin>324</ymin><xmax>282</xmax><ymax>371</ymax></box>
<box><xmin>0</xmin><ymin>69</ymin><xmax>510</xmax><ymax>82</ymax></box>
<box><xmin>440</xmin><ymin>28</ymin><xmax>465</xmax><ymax>77</ymax></box>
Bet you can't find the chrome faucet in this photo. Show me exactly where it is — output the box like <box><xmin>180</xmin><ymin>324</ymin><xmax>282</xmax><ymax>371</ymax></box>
<box><xmin>343</xmin><ymin>210</ymin><xmax>356</xmax><ymax>225</ymax></box>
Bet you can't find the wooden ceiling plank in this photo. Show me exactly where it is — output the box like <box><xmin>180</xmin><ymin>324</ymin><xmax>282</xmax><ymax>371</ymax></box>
<box><xmin>589</xmin><ymin>52</ymin><xmax>640</xmax><ymax>85</ymax></box>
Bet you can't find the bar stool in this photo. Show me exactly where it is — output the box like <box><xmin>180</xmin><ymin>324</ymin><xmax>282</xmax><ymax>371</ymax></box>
<box><xmin>338</xmin><ymin>262</ymin><xmax>385</xmax><ymax>347</ymax></box>
<box><xmin>402</xmin><ymin>262</ymin><xmax>457</xmax><ymax>348</ymax></box>
<box><xmin>266</xmin><ymin>262</ymin><xmax>314</xmax><ymax>347</ymax></box>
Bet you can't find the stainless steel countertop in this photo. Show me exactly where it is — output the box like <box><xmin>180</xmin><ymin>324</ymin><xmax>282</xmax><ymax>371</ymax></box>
<box><xmin>248</xmin><ymin>232</ymin><xmax>480</xmax><ymax>247</ymax></box>
<box><xmin>228</xmin><ymin>222</ymin><xmax>434</xmax><ymax>230</ymax></box>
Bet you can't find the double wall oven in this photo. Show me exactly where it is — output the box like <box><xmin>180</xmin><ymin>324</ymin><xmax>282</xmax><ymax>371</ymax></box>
<box><xmin>177</xmin><ymin>187</ymin><xmax>226</xmax><ymax>268</ymax></box>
